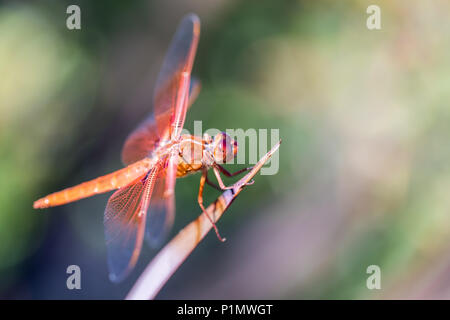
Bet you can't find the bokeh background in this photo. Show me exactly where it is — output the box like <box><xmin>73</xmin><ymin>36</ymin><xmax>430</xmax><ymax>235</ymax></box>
<box><xmin>1</xmin><ymin>0</ymin><xmax>450</xmax><ymax>299</ymax></box>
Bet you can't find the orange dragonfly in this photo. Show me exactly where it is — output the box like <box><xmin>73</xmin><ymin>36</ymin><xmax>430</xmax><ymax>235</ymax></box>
<box><xmin>33</xmin><ymin>14</ymin><xmax>252</xmax><ymax>282</ymax></box>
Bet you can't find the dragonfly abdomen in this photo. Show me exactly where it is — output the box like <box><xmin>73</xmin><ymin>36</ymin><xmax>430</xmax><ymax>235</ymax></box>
<box><xmin>33</xmin><ymin>158</ymin><xmax>154</xmax><ymax>209</ymax></box>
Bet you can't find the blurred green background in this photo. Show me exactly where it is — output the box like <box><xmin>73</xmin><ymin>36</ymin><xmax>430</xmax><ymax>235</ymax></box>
<box><xmin>1</xmin><ymin>0</ymin><xmax>450</xmax><ymax>299</ymax></box>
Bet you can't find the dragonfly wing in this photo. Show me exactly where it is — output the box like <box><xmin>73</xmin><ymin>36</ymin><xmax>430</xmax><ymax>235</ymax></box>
<box><xmin>121</xmin><ymin>77</ymin><xmax>201</xmax><ymax>166</ymax></box>
<box><xmin>145</xmin><ymin>169</ymin><xmax>175</xmax><ymax>248</ymax></box>
<box><xmin>121</xmin><ymin>118</ymin><xmax>160</xmax><ymax>166</ymax></box>
<box><xmin>153</xmin><ymin>13</ymin><xmax>200</xmax><ymax>139</ymax></box>
<box><xmin>104</xmin><ymin>165</ymin><xmax>160</xmax><ymax>282</ymax></box>
<box><xmin>188</xmin><ymin>76</ymin><xmax>201</xmax><ymax>108</ymax></box>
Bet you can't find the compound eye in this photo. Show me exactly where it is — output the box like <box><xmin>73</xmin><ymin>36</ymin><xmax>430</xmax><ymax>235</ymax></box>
<box><xmin>222</xmin><ymin>137</ymin><xmax>234</xmax><ymax>162</ymax></box>
<box><xmin>213</xmin><ymin>133</ymin><xmax>236</xmax><ymax>163</ymax></box>
<box><xmin>215</xmin><ymin>138</ymin><xmax>225</xmax><ymax>162</ymax></box>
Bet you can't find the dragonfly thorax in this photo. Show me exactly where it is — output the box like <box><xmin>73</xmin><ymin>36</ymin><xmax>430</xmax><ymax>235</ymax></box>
<box><xmin>175</xmin><ymin>132</ymin><xmax>238</xmax><ymax>176</ymax></box>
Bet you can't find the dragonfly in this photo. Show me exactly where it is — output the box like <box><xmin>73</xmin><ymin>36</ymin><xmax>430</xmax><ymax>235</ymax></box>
<box><xmin>33</xmin><ymin>14</ymin><xmax>252</xmax><ymax>282</ymax></box>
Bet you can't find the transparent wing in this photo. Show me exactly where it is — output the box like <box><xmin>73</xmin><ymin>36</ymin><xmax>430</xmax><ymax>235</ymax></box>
<box><xmin>145</xmin><ymin>169</ymin><xmax>175</xmax><ymax>248</ymax></box>
<box><xmin>121</xmin><ymin>77</ymin><xmax>201</xmax><ymax>166</ymax></box>
<box><xmin>104</xmin><ymin>166</ymin><xmax>160</xmax><ymax>282</ymax></box>
<box><xmin>121</xmin><ymin>119</ymin><xmax>160</xmax><ymax>166</ymax></box>
<box><xmin>187</xmin><ymin>77</ymin><xmax>201</xmax><ymax>109</ymax></box>
<box><xmin>153</xmin><ymin>13</ymin><xmax>200</xmax><ymax>139</ymax></box>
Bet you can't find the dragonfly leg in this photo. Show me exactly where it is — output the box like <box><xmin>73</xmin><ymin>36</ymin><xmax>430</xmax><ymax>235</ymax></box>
<box><xmin>205</xmin><ymin>172</ymin><xmax>221</xmax><ymax>191</ymax></box>
<box><xmin>213</xmin><ymin>166</ymin><xmax>255</xmax><ymax>190</ymax></box>
<box><xmin>215</xmin><ymin>165</ymin><xmax>254</xmax><ymax>186</ymax></box>
<box><xmin>198</xmin><ymin>170</ymin><xmax>226</xmax><ymax>242</ymax></box>
<box><xmin>216</xmin><ymin>164</ymin><xmax>252</xmax><ymax>177</ymax></box>
<box><xmin>213</xmin><ymin>167</ymin><xmax>234</xmax><ymax>190</ymax></box>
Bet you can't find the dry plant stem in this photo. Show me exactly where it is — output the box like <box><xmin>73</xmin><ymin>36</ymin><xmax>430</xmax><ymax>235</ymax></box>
<box><xmin>126</xmin><ymin>140</ymin><xmax>281</xmax><ymax>300</ymax></box>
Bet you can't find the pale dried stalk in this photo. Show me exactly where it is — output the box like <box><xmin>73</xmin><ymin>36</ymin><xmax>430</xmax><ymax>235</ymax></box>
<box><xmin>126</xmin><ymin>140</ymin><xmax>281</xmax><ymax>300</ymax></box>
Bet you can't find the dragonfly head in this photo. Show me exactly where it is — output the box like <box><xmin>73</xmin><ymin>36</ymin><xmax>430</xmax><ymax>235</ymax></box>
<box><xmin>210</xmin><ymin>132</ymin><xmax>238</xmax><ymax>164</ymax></box>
